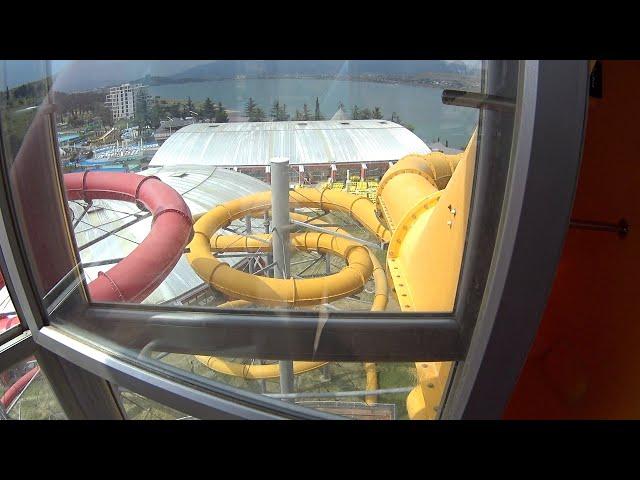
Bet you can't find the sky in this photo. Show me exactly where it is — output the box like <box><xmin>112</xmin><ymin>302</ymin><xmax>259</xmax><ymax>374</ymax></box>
<box><xmin>2</xmin><ymin>60</ymin><xmax>482</xmax><ymax>92</ymax></box>
<box><xmin>1</xmin><ymin>60</ymin><xmax>212</xmax><ymax>91</ymax></box>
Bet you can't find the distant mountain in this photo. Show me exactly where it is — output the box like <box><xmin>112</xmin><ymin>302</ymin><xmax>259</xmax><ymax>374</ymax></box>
<box><xmin>171</xmin><ymin>60</ymin><xmax>480</xmax><ymax>80</ymax></box>
<box><xmin>49</xmin><ymin>61</ymin><xmax>214</xmax><ymax>93</ymax></box>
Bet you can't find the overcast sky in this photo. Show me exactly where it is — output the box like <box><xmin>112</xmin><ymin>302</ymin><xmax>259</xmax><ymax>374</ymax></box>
<box><xmin>2</xmin><ymin>60</ymin><xmax>482</xmax><ymax>92</ymax></box>
<box><xmin>1</xmin><ymin>60</ymin><xmax>212</xmax><ymax>91</ymax></box>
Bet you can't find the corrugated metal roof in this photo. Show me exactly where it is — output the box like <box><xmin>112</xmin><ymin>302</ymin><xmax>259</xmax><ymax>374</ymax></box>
<box><xmin>70</xmin><ymin>165</ymin><xmax>269</xmax><ymax>305</ymax></box>
<box><xmin>150</xmin><ymin>120</ymin><xmax>431</xmax><ymax>168</ymax></box>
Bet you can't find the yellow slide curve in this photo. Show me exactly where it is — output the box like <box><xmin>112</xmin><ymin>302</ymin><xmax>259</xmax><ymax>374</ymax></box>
<box><xmin>193</xmin><ymin>211</ymin><xmax>387</xmax><ymax>402</ymax></box>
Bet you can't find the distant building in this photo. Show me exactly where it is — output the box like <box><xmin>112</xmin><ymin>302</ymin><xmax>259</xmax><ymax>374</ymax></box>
<box><xmin>105</xmin><ymin>84</ymin><xmax>151</xmax><ymax>122</ymax></box>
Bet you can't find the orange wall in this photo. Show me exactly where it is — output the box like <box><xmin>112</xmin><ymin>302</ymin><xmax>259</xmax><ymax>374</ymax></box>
<box><xmin>504</xmin><ymin>61</ymin><xmax>640</xmax><ymax>418</ymax></box>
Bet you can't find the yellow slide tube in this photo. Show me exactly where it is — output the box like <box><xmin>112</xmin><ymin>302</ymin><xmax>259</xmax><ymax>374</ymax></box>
<box><xmin>188</xmin><ymin>187</ymin><xmax>389</xmax><ymax>307</ymax></box>
<box><xmin>195</xmin><ymin>218</ymin><xmax>388</xmax><ymax>388</ymax></box>
<box><xmin>194</xmin><ymin>250</ymin><xmax>387</xmax><ymax>386</ymax></box>
<box><xmin>376</xmin><ymin>151</ymin><xmax>460</xmax><ymax>232</ymax></box>
<box><xmin>193</xmin><ymin>231</ymin><xmax>372</xmax><ymax>306</ymax></box>
<box><xmin>293</xmin><ymin>187</ymin><xmax>392</xmax><ymax>243</ymax></box>
<box><xmin>195</xmin><ymin>299</ymin><xmax>327</xmax><ymax>379</ymax></box>
<box><xmin>377</xmin><ymin>130</ymin><xmax>478</xmax><ymax>419</ymax></box>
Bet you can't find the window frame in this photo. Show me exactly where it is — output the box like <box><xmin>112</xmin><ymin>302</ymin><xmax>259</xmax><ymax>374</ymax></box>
<box><xmin>0</xmin><ymin>60</ymin><xmax>588</xmax><ymax>419</ymax></box>
<box><xmin>442</xmin><ymin>60</ymin><xmax>590</xmax><ymax>419</ymax></box>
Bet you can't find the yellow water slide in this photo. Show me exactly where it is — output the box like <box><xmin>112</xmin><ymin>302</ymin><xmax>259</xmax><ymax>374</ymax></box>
<box><xmin>187</xmin><ymin>129</ymin><xmax>477</xmax><ymax>415</ymax></box>
<box><xmin>188</xmin><ymin>188</ymin><xmax>390</xmax><ymax>307</ymax></box>
<box><xmin>376</xmin><ymin>129</ymin><xmax>478</xmax><ymax>419</ymax></box>
<box><xmin>193</xmin><ymin>211</ymin><xmax>387</xmax><ymax>401</ymax></box>
<box><xmin>90</xmin><ymin>127</ymin><xmax>117</xmax><ymax>145</ymax></box>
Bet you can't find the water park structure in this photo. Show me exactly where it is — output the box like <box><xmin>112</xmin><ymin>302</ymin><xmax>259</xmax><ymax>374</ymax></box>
<box><xmin>184</xmin><ymin>128</ymin><xmax>477</xmax><ymax>418</ymax></box>
<box><xmin>2</xmin><ymin>121</ymin><xmax>477</xmax><ymax>420</ymax></box>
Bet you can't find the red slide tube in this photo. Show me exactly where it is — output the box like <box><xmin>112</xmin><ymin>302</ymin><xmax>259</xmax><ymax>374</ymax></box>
<box><xmin>64</xmin><ymin>171</ymin><xmax>193</xmax><ymax>303</ymax></box>
<box><xmin>0</xmin><ymin>172</ymin><xmax>192</xmax><ymax>410</ymax></box>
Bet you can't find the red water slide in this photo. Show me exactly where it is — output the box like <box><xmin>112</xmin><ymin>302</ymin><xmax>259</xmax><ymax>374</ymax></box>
<box><xmin>65</xmin><ymin>171</ymin><xmax>193</xmax><ymax>303</ymax></box>
<box><xmin>0</xmin><ymin>171</ymin><xmax>192</xmax><ymax>411</ymax></box>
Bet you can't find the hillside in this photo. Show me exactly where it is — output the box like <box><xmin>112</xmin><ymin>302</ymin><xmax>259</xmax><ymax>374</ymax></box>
<box><xmin>170</xmin><ymin>60</ymin><xmax>480</xmax><ymax>80</ymax></box>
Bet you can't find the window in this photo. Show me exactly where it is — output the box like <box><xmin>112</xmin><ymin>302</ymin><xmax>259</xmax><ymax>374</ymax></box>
<box><xmin>0</xmin><ymin>60</ymin><xmax>589</xmax><ymax>420</ymax></box>
<box><xmin>0</xmin><ymin>358</ymin><xmax>66</xmax><ymax>420</ymax></box>
<box><xmin>116</xmin><ymin>386</ymin><xmax>192</xmax><ymax>420</ymax></box>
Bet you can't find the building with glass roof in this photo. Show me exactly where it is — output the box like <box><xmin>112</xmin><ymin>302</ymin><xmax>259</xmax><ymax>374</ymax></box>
<box><xmin>150</xmin><ymin>120</ymin><xmax>432</xmax><ymax>182</ymax></box>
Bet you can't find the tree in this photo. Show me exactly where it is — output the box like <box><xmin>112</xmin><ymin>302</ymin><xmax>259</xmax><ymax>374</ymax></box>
<box><xmin>252</xmin><ymin>107</ymin><xmax>266</xmax><ymax>122</ymax></box>
<box><xmin>271</xmin><ymin>100</ymin><xmax>281</xmax><ymax>121</ymax></box>
<box><xmin>314</xmin><ymin>97</ymin><xmax>323</xmax><ymax>120</ymax></box>
<box><xmin>215</xmin><ymin>102</ymin><xmax>229</xmax><ymax>123</ymax></box>
<box><xmin>351</xmin><ymin>105</ymin><xmax>360</xmax><ymax>120</ymax></box>
<box><xmin>280</xmin><ymin>104</ymin><xmax>290</xmax><ymax>121</ymax></box>
<box><xmin>271</xmin><ymin>101</ymin><xmax>290</xmax><ymax>121</ymax></box>
<box><xmin>245</xmin><ymin>97</ymin><xmax>258</xmax><ymax>119</ymax></box>
<box><xmin>134</xmin><ymin>89</ymin><xmax>150</xmax><ymax>136</ymax></box>
<box><xmin>372</xmin><ymin>106</ymin><xmax>383</xmax><ymax>119</ymax></box>
<box><xmin>169</xmin><ymin>102</ymin><xmax>182</xmax><ymax>118</ymax></box>
<box><xmin>184</xmin><ymin>96</ymin><xmax>195</xmax><ymax>118</ymax></box>
<box><xmin>302</xmin><ymin>103</ymin><xmax>311</xmax><ymax>121</ymax></box>
<box><xmin>95</xmin><ymin>103</ymin><xmax>113</xmax><ymax>127</ymax></box>
<box><xmin>201</xmin><ymin>97</ymin><xmax>216</xmax><ymax>121</ymax></box>
<box><xmin>149</xmin><ymin>98</ymin><xmax>162</xmax><ymax>129</ymax></box>
<box><xmin>294</xmin><ymin>109</ymin><xmax>302</xmax><ymax>121</ymax></box>
<box><xmin>360</xmin><ymin>107</ymin><xmax>372</xmax><ymax>120</ymax></box>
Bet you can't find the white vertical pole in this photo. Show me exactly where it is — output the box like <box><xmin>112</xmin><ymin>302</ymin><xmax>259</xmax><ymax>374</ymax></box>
<box><xmin>270</xmin><ymin>157</ymin><xmax>294</xmax><ymax>395</ymax></box>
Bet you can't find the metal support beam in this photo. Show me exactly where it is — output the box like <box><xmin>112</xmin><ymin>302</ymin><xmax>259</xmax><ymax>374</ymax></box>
<box><xmin>263</xmin><ymin>212</ymin><xmax>274</xmax><ymax>277</ymax></box>
<box><xmin>270</xmin><ymin>157</ymin><xmax>294</xmax><ymax>396</ymax></box>
<box><xmin>245</xmin><ymin>215</ymin><xmax>254</xmax><ymax>273</ymax></box>
<box><xmin>252</xmin><ymin>261</ymin><xmax>278</xmax><ymax>277</ymax></box>
<box><xmin>77</xmin><ymin>212</ymin><xmax>151</xmax><ymax>251</ymax></box>
<box><xmin>223</xmin><ymin>227</ymin><xmax>271</xmax><ymax>245</ymax></box>
<box><xmin>0</xmin><ymin>331</ymin><xmax>35</xmax><ymax>373</ymax></box>
<box><xmin>296</xmin><ymin>255</ymin><xmax>323</xmax><ymax>277</ymax></box>
<box><xmin>72</xmin><ymin>201</ymin><xmax>92</xmax><ymax>228</ymax></box>
<box><xmin>290</xmin><ymin>219</ymin><xmax>382</xmax><ymax>250</ymax></box>
<box><xmin>266</xmin><ymin>386</ymin><xmax>413</xmax><ymax>400</ymax></box>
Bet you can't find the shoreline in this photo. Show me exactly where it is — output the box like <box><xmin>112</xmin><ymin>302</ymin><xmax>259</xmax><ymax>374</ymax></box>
<box><xmin>147</xmin><ymin>75</ymin><xmax>480</xmax><ymax>96</ymax></box>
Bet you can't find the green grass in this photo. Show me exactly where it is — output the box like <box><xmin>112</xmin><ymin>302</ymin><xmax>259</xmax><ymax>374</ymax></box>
<box><xmin>157</xmin><ymin>353</ymin><xmax>416</xmax><ymax>420</ymax></box>
<box><xmin>119</xmin><ymin>389</ymin><xmax>188</xmax><ymax>420</ymax></box>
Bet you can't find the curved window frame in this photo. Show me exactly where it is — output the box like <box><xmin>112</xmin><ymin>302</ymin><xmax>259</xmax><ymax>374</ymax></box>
<box><xmin>0</xmin><ymin>60</ymin><xmax>589</xmax><ymax>419</ymax></box>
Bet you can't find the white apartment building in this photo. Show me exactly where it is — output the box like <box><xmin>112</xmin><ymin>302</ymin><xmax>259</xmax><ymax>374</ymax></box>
<box><xmin>105</xmin><ymin>84</ymin><xmax>150</xmax><ymax>121</ymax></box>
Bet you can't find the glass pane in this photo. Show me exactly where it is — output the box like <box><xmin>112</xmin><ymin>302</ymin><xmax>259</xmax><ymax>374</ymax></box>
<box><xmin>0</xmin><ymin>60</ymin><xmax>518</xmax><ymax>419</ymax></box>
<box><xmin>0</xmin><ymin>274</ymin><xmax>18</xmax><ymax>331</ymax></box>
<box><xmin>1</xmin><ymin>264</ymin><xmax>64</xmax><ymax>420</ymax></box>
<box><xmin>0</xmin><ymin>358</ymin><xmax>66</xmax><ymax>420</ymax></box>
<box><xmin>114</xmin><ymin>386</ymin><xmax>193</xmax><ymax>420</ymax></box>
<box><xmin>158</xmin><ymin>353</ymin><xmax>416</xmax><ymax>419</ymax></box>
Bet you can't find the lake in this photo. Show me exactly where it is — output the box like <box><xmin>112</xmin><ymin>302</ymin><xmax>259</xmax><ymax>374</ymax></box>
<box><xmin>150</xmin><ymin>78</ymin><xmax>478</xmax><ymax>149</ymax></box>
